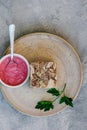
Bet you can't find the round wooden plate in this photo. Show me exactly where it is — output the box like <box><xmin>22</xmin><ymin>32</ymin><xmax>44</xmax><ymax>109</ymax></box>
<box><xmin>1</xmin><ymin>33</ymin><xmax>82</xmax><ymax>116</ymax></box>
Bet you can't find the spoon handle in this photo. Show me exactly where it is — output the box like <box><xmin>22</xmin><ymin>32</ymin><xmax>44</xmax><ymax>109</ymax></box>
<box><xmin>9</xmin><ymin>24</ymin><xmax>15</xmax><ymax>61</ymax></box>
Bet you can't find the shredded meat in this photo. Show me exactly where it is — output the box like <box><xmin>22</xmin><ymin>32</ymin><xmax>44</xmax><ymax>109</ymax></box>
<box><xmin>30</xmin><ymin>62</ymin><xmax>57</xmax><ymax>88</ymax></box>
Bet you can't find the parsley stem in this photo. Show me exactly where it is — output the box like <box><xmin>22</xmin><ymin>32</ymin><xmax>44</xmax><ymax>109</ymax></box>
<box><xmin>52</xmin><ymin>84</ymin><xmax>66</xmax><ymax>103</ymax></box>
<box><xmin>52</xmin><ymin>96</ymin><xmax>59</xmax><ymax>102</ymax></box>
<box><xmin>60</xmin><ymin>83</ymin><xmax>66</xmax><ymax>94</ymax></box>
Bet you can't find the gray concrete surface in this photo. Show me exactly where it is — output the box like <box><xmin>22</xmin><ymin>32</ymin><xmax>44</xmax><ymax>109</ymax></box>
<box><xmin>0</xmin><ymin>0</ymin><xmax>87</xmax><ymax>130</ymax></box>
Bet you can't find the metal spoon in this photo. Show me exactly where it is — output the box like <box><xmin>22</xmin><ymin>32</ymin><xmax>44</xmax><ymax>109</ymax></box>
<box><xmin>9</xmin><ymin>24</ymin><xmax>15</xmax><ymax>62</ymax></box>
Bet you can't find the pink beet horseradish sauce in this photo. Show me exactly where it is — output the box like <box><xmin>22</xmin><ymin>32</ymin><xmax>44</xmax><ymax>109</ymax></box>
<box><xmin>0</xmin><ymin>55</ymin><xmax>28</xmax><ymax>86</ymax></box>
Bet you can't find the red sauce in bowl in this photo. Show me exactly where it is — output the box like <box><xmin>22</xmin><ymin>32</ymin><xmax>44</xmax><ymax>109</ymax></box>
<box><xmin>0</xmin><ymin>56</ymin><xmax>28</xmax><ymax>86</ymax></box>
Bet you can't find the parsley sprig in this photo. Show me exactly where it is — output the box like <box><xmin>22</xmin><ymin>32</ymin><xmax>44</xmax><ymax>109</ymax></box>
<box><xmin>35</xmin><ymin>84</ymin><xmax>73</xmax><ymax>111</ymax></box>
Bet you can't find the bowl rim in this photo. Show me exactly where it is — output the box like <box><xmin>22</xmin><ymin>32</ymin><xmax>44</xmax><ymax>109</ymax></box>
<box><xmin>0</xmin><ymin>53</ymin><xmax>30</xmax><ymax>88</ymax></box>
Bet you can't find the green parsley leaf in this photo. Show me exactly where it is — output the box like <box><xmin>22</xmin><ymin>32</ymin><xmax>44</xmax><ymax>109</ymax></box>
<box><xmin>47</xmin><ymin>88</ymin><xmax>60</xmax><ymax>96</ymax></box>
<box><xmin>35</xmin><ymin>84</ymin><xmax>74</xmax><ymax>112</ymax></box>
<box><xmin>59</xmin><ymin>96</ymin><xmax>73</xmax><ymax>107</ymax></box>
<box><xmin>35</xmin><ymin>100</ymin><xmax>54</xmax><ymax>111</ymax></box>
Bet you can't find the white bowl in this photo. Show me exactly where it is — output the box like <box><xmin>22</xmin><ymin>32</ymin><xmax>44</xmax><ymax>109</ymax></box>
<box><xmin>0</xmin><ymin>53</ymin><xmax>30</xmax><ymax>88</ymax></box>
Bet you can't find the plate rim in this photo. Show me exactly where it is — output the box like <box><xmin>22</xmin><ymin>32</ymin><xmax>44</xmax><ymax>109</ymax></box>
<box><xmin>1</xmin><ymin>32</ymin><xmax>83</xmax><ymax>117</ymax></box>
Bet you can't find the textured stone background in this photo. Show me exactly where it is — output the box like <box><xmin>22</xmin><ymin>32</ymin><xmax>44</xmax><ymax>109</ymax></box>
<box><xmin>0</xmin><ymin>0</ymin><xmax>87</xmax><ymax>130</ymax></box>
